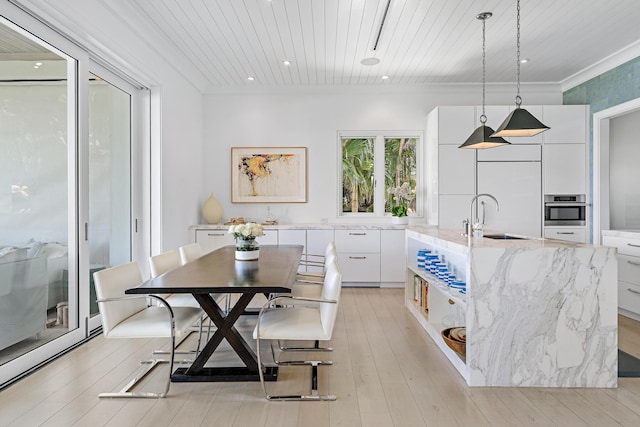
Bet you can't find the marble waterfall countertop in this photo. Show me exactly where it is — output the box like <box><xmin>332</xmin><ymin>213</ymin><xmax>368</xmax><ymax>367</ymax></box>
<box><xmin>407</xmin><ymin>227</ymin><xmax>618</xmax><ymax>388</ymax></box>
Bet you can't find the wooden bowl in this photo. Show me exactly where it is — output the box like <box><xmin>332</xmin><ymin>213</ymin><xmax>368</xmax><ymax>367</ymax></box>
<box><xmin>441</xmin><ymin>327</ymin><xmax>466</xmax><ymax>358</ymax></box>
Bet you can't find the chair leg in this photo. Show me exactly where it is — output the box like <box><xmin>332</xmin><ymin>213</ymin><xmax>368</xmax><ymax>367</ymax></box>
<box><xmin>99</xmin><ymin>328</ymin><xmax>178</xmax><ymax>398</ymax></box>
<box><xmin>278</xmin><ymin>339</ymin><xmax>333</xmax><ymax>352</ymax></box>
<box><xmin>256</xmin><ymin>337</ymin><xmax>335</xmax><ymax>401</ymax></box>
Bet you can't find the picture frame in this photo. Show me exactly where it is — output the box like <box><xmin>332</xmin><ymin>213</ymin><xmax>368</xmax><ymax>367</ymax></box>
<box><xmin>231</xmin><ymin>147</ymin><xmax>307</xmax><ymax>203</ymax></box>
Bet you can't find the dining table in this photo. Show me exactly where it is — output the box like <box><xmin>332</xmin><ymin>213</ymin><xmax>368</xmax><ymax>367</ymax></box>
<box><xmin>125</xmin><ymin>244</ymin><xmax>303</xmax><ymax>382</ymax></box>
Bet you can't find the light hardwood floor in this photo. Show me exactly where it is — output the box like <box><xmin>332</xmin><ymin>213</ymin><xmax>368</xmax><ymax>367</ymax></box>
<box><xmin>1</xmin><ymin>288</ymin><xmax>640</xmax><ymax>427</ymax></box>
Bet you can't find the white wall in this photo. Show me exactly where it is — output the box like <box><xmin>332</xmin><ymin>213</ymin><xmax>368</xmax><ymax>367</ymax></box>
<box><xmin>204</xmin><ymin>86</ymin><xmax>561</xmax><ymax>224</ymax></box>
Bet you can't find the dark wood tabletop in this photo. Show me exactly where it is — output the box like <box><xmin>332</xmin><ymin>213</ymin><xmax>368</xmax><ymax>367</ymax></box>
<box><xmin>125</xmin><ymin>244</ymin><xmax>303</xmax><ymax>295</ymax></box>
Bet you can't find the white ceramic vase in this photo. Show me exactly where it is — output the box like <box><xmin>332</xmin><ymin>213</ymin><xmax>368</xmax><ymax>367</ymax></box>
<box><xmin>201</xmin><ymin>193</ymin><xmax>223</xmax><ymax>224</ymax></box>
<box><xmin>391</xmin><ymin>216</ymin><xmax>409</xmax><ymax>225</ymax></box>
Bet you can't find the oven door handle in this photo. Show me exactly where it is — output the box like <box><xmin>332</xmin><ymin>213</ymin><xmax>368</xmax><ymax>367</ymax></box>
<box><xmin>544</xmin><ymin>202</ymin><xmax>589</xmax><ymax>207</ymax></box>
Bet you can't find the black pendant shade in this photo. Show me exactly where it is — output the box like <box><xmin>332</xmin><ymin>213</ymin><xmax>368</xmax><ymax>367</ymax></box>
<box><xmin>459</xmin><ymin>125</ymin><xmax>510</xmax><ymax>149</ymax></box>
<box><xmin>491</xmin><ymin>107</ymin><xmax>550</xmax><ymax>137</ymax></box>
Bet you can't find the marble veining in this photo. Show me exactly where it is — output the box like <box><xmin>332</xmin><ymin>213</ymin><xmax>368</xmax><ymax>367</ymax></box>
<box><xmin>407</xmin><ymin>228</ymin><xmax>618</xmax><ymax>388</ymax></box>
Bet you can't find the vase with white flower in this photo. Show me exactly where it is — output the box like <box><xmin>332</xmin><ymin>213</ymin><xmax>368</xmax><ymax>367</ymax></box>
<box><xmin>388</xmin><ymin>182</ymin><xmax>414</xmax><ymax>225</ymax></box>
<box><xmin>228</xmin><ymin>222</ymin><xmax>265</xmax><ymax>260</ymax></box>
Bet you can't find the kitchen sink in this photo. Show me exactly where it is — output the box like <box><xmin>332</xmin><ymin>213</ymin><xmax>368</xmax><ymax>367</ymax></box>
<box><xmin>483</xmin><ymin>233</ymin><xmax>529</xmax><ymax>240</ymax></box>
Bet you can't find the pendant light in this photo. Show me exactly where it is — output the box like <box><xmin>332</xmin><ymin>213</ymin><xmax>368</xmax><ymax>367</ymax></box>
<box><xmin>459</xmin><ymin>12</ymin><xmax>509</xmax><ymax>149</ymax></box>
<box><xmin>492</xmin><ymin>0</ymin><xmax>549</xmax><ymax>137</ymax></box>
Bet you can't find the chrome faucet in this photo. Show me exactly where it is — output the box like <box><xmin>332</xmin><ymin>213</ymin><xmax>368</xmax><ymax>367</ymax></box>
<box><xmin>465</xmin><ymin>193</ymin><xmax>500</xmax><ymax>236</ymax></box>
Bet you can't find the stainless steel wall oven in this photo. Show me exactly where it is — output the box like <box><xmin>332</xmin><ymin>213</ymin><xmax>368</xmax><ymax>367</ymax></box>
<box><xmin>544</xmin><ymin>195</ymin><xmax>586</xmax><ymax>226</ymax></box>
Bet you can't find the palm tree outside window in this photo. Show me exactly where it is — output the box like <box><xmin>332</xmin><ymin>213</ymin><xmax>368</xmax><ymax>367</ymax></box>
<box><xmin>340</xmin><ymin>133</ymin><xmax>419</xmax><ymax>217</ymax></box>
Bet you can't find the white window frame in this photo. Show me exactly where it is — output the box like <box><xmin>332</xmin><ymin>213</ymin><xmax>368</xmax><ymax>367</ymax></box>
<box><xmin>337</xmin><ymin>131</ymin><xmax>423</xmax><ymax>219</ymax></box>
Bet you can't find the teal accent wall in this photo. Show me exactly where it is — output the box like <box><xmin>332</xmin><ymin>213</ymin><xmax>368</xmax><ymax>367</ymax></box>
<box><xmin>563</xmin><ymin>56</ymin><xmax>640</xmax><ymax>241</ymax></box>
<box><xmin>563</xmin><ymin>56</ymin><xmax>640</xmax><ymax>113</ymax></box>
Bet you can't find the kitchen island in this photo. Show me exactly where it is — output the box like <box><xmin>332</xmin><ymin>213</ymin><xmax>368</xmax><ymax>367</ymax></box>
<box><xmin>405</xmin><ymin>228</ymin><xmax>618</xmax><ymax>387</ymax></box>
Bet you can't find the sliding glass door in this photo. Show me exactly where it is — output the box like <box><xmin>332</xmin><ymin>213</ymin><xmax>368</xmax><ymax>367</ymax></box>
<box><xmin>86</xmin><ymin>69</ymin><xmax>136</xmax><ymax>331</ymax></box>
<box><xmin>0</xmin><ymin>6</ymin><xmax>147</xmax><ymax>387</ymax></box>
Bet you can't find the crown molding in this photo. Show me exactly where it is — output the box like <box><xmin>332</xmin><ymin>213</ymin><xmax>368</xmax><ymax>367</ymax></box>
<box><xmin>560</xmin><ymin>39</ymin><xmax>640</xmax><ymax>92</ymax></box>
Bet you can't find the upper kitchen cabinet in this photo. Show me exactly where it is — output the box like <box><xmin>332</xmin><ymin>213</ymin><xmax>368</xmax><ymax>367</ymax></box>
<box><xmin>429</xmin><ymin>106</ymin><xmax>476</xmax><ymax>145</ymax></box>
<box><xmin>542</xmin><ymin>105</ymin><xmax>588</xmax><ymax>144</ymax></box>
<box><xmin>543</xmin><ymin>144</ymin><xmax>587</xmax><ymax>195</ymax></box>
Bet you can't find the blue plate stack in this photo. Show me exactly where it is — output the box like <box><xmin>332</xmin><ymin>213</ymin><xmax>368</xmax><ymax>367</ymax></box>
<box><xmin>449</xmin><ymin>280</ymin><xmax>466</xmax><ymax>294</ymax></box>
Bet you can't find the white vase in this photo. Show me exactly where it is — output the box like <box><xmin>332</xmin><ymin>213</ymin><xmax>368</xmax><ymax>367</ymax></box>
<box><xmin>391</xmin><ymin>216</ymin><xmax>409</xmax><ymax>225</ymax></box>
<box><xmin>201</xmin><ymin>193</ymin><xmax>223</xmax><ymax>224</ymax></box>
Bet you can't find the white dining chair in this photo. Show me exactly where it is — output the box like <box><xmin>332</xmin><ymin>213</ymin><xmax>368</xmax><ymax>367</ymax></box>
<box><xmin>253</xmin><ymin>262</ymin><xmax>342</xmax><ymax>401</ymax></box>
<box><xmin>178</xmin><ymin>242</ymin><xmax>204</xmax><ymax>264</ymax></box>
<box><xmin>149</xmin><ymin>250</ymin><xmax>207</xmax><ymax>354</ymax></box>
<box><xmin>296</xmin><ymin>241</ymin><xmax>337</xmax><ymax>283</ymax></box>
<box><xmin>93</xmin><ymin>261</ymin><xmax>203</xmax><ymax>398</ymax></box>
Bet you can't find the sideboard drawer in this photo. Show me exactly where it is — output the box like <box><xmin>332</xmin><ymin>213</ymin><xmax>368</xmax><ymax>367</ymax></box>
<box><xmin>619</xmin><ymin>281</ymin><xmax>640</xmax><ymax>316</ymax></box>
<box><xmin>602</xmin><ymin>236</ymin><xmax>640</xmax><ymax>257</ymax></box>
<box><xmin>334</xmin><ymin>230</ymin><xmax>380</xmax><ymax>253</ymax></box>
<box><xmin>618</xmin><ymin>254</ymin><xmax>640</xmax><ymax>286</ymax></box>
<box><xmin>338</xmin><ymin>253</ymin><xmax>381</xmax><ymax>282</ymax></box>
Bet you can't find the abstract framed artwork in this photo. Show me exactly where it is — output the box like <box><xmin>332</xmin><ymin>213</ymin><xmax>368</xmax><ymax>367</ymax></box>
<box><xmin>231</xmin><ymin>147</ymin><xmax>307</xmax><ymax>203</ymax></box>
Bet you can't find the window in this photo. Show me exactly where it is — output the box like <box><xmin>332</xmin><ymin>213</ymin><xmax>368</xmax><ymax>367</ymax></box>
<box><xmin>340</xmin><ymin>132</ymin><xmax>420</xmax><ymax>217</ymax></box>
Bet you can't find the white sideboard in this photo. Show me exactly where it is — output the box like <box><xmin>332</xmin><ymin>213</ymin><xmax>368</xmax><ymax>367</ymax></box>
<box><xmin>602</xmin><ymin>230</ymin><xmax>640</xmax><ymax>320</ymax></box>
<box><xmin>189</xmin><ymin>224</ymin><xmax>408</xmax><ymax>287</ymax></box>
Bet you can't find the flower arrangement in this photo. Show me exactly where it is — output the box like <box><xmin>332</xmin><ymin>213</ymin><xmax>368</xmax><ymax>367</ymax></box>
<box><xmin>228</xmin><ymin>222</ymin><xmax>265</xmax><ymax>240</ymax></box>
<box><xmin>388</xmin><ymin>182</ymin><xmax>414</xmax><ymax>217</ymax></box>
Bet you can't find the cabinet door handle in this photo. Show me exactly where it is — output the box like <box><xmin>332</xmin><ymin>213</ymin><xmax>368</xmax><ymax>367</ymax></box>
<box><xmin>628</xmin><ymin>287</ymin><xmax>640</xmax><ymax>295</ymax></box>
<box><xmin>349</xmin><ymin>256</ymin><xmax>367</xmax><ymax>259</ymax></box>
<box><xmin>626</xmin><ymin>260</ymin><xmax>640</xmax><ymax>266</ymax></box>
<box><xmin>349</xmin><ymin>232</ymin><xmax>367</xmax><ymax>236</ymax></box>
<box><xmin>207</xmin><ymin>233</ymin><xmax>225</xmax><ymax>236</ymax></box>
<box><xmin>557</xmin><ymin>232</ymin><xmax>575</xmax><ymax>235</ymax></box>
<box><xmin>627</xmin><ymin>243</ymin><xmax>640</xmax><ymax>248</ymax></box>
<box><xmin>448</xmin><ymin>299</ymin><xmax>455</xmax><ymax>305</ymax></box>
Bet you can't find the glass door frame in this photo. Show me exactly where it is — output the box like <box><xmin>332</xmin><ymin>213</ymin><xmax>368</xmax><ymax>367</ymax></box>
<box><xmin>85</xmin><ymin>63</ymin><xmax>149</xmax><ymax>332</ymax></box>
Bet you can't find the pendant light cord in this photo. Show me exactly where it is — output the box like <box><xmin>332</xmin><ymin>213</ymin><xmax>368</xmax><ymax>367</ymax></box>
<box><xmin>481</xmin><ymin>14</ymin><xmax>487</xmax><ymax>124</ymax></box>
<box><xmin>515</xmin><ymin>0</ymin><xmax>522</xmax><ymax>107</ymax></box>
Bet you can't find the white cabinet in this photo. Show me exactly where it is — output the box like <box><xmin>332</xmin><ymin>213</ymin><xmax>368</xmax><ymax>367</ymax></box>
<box><xmin>542</xmin><ymin>105</ymin><xmax>587</xmax><ymax>144</ymax></box>
<box><xmin>602</xmin><ymin>234</ymin><xmax>640</xmax><ymax>319</ymax></box>
<box><xmin>543</xmin><ymin>144</ymin><xmax>586</xmax><ymax>195</ymax></box>
<box><xmin>544</xmin><ymin>227</ymin><xmax>586</xmax><ymax>243</ymax></box>
<box><xmin>258</xmin><ymin>229</ymin><xmax>278</xmax><ymax>245</ymax></box>
<box><xmin>432</xmin><ymin>106</ymin><xmax>476</xmax><ymax>144</ymax></box>
<box><xmin>335</xmin><ymin>230</ymin><xmax>381</xmax><ymax>284</ymax></box>
<box><xmin>438</xmin><ymin>145</ymin><xmax>476</xmax><ymax>194</ymax></box>
<box><xmin>380</xmin><ymin>230</ymin><xmax>406</xmax><ymax>284</ymax></box>
<box><xmin>477</xmin><ymin>161</ymin><xmax>542</xmax><ymax>237</ymax></box>
<box><xmin>194</xmin><ymin>229</ymin><xmax>235</xmax><ymax>253</ymax></box>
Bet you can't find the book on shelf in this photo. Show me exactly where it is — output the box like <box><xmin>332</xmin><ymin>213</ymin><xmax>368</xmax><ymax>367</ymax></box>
<box><xmin>421</xmin><ymin>280</ymin><xmax>429</xmax><ymax>312</ymax></box>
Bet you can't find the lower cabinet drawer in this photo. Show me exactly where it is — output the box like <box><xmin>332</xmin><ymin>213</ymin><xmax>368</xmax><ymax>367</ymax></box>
<box><xmin>544</xmin><ymin>228</ymin><xmax>586</xmax><ymax>243</ymax></box>
<box><xmin>619</xmin><ymin>281</ymin><xmax>640</xmax><ymax>316</ymax></box>
<box><xmin>618</xmin><ymin>254</ymin><xmax>640</xmax><ymax>286</ymax></box>
<box><xmin>602</xmin><ymin>236</ymin><xmax>640</xmax><ymax>257</ymax></box>
<box><xmin>337</xmin><ymin>253</ymin><xmax>380</xmax><ymax>282</ymax></box>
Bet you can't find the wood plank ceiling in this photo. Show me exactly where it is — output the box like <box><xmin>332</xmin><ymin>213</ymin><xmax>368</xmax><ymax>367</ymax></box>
<box><xmin>8</xmin><ymin>0</ymin><xmax>640</xmax><ymax>91</ymax></box>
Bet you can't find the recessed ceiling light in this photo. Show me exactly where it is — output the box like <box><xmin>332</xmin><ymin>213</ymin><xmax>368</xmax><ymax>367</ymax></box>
<box><xmin>282</xmin><ymin>60</ymin><xmax>291</xmax><ymax>66</ymax></box>
<box><xmin>360</xmin><ymin>57</ymin><xmax>380</xmax><ymax>66</ymax></box>
<box><xmin>247</xmin><ymin>76</ymin><xmax>255</xmax><ymax>81</ymax></box>
<box><xmin>381</xmin><ymin>75</ymin><xmax>389</xmax><ymax>80</ymax></box>
<box><xmin>520</xmin><ymin>58</ymin><xmax>529</xmax><ymax>64</ymax></box>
